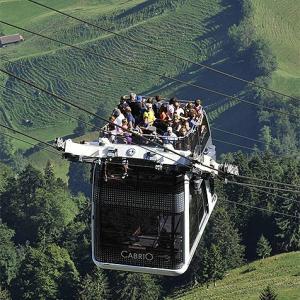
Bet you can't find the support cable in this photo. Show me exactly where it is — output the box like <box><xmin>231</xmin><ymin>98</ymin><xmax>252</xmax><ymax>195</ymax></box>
<box><xmin>1</xmin><ymin>70</ymin><xmax>299</xmax><ymax>193</ymax></box>
<box><xmin>0</xmin><ymin>130</ymin><xmax>60</xmax><ymax>156</ymax></box>
<box><xmin>223</xmin><ymin>199</ymin><xmax>300</xmax><ymax>220</ymax></box>
<box><xmin>234</xmin><ymin>174</ymin><xmax>300</xmax><ymax>190</ymax></box>
<box><xmin>0</xmin><ymin>123</ymin><xmax>59</xmax><ymax>151</ymax></box>
<box><xmin>26</xmin><ymin>0</ymin><xmax>300</xmax><ymax>103</ymax></box>
<box><xmin>242</xmin><ymin>184</ymin><xmax>300</xmax><ymax>205</ymax></box>
<box><xmin>0</xmin><ymin>20</ymin><xmax>298</xmax><ymax>118</ymax></box>
<box><xmin>225</xmin><ymin>180</ymin><xmax>300</xmax><ymax>194</ymax></box>
<box><xmin>212</xmin><ymin>127</ymin><xmax>264</xmax><ymax>144</ymax></box>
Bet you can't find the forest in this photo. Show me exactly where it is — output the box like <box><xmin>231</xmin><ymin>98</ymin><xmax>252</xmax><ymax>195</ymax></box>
<box><xmin>0</xmin><ymin>0</ymin><xmax>299</xmax><ymax>299</ymax></box>
<box><xmin>0</xmin><ymin>152</ymin><xmax>299</xmax><ymax>299</ymax></box>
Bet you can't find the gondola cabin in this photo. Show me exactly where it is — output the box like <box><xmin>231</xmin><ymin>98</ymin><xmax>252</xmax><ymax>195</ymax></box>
<box><xmin>56</xmin><ymin>98</ymin><xmax>236</xmax><ymax>276</ymax></box>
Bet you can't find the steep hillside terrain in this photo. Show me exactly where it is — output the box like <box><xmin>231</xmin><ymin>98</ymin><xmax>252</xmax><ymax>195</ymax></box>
<box><xmin>252</xmin><ymin>0</ymin><xmax>300</xmax><ymax>97</ymax></box>
<box><xmin>171</xmin><ymin>252</ymin><xmax>300</xmax><ymax>300</ymax></box>
<box><xmin>0</xmin><ymin>0</ymin><xmax>249</xmax><ymax>144</ymax></box>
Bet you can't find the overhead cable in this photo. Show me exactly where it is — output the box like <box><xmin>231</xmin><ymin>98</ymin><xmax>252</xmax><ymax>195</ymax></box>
<box><xmin>213</xmin><ymin>138</ymin><xmax>259</xmax><ymax>152</ymax></box>
<box><xmin>26</xmin><ymin>0</ymin><xmax>300</xmax><ymax>103</ymax></box>
<box><xmin>242</xmin><ymin>184</ymin><xmax>300</xmax><ymax>205</ymax></box>
<box><xmin>235</xmin><ymin>174</ymin><xmax>300</xmax><ymax>190</ymax></box>
<box><xmin>223</xmin><ymin>199</ymin><xmax>300</xmax><ymax>220</ymax></box>
<box><xmin>0</xmin><ymin>20</ymin><xmax>298</xmax><ymax>118</ymax></box>
<box><xmin>0</xmin><ymin>84</ymin><xmax>101</xmax><ymax>131</ymax></box>
<box><xmin>0</xmin><ymin>130</ymin><xmax>60</xmax><ymax>156</ymax></box>
<box><xmin>1</xmin><ymin>70</ymin><xmax>299</xmax><ymax>193</ymax></box>
<box><xmin>0</xmin><ymin>123</ymin><xmax>59</xmax><ymax>152</ymax></box>
<box><xmin>0</xmin><ymin>68</ymin><xmax>196</xmax><ymax>168</ymax></box>
<box><xmin>225</xmin><ymin>180</ymin><xmax>300</xmax><ymax>194</ymax></box>
<box><xmin>212</xmin><ymin>127</ymin><xmax>264</xmax><ymax>144</ymax></box>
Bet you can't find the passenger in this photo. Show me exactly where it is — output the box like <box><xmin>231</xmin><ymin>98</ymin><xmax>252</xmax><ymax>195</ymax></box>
<box><xmin>107</xmin><ymin>116</ymin><xmax>118</xmax><ymax>142</ymax></box>
<box><xmin>181</xmin><ymin>120</ymin><xmax>190</xmax><ymax>132</ymax></box>
<box><xmin>112</xmin><ymin>108</ymin><xmax>125</xmax><ymax>129</ymax></box>
<box><xmin>194</xmin><ymin>99</ymin><xmax>203</xmax><ymax>116</ymax></box>
<box><xmin>167</xmin><ymin>97</ymin><xmax>176</xmax><ymax>118</ymax></box>
<box><xmin>143</xmin><ymin>102</ymin><xmax>156</xmax><ymax>127</ymax></box>
<box><xmin>174</xmin><ymin>100</ymin><xmax>184</xmax><ymax>117</ymax></box>
<box><xmin>158</xmin><ymin>105</ymin><xmax>169</xmax><ymax>122</ymax></box>
<box><xmin>129</xmin><ymin>94</ymin><xmax>143</xmax><ymax>125</ymax></box>
<box><xmin>178</xmin><ymin>126</ymin><xmax>188</xmax><ymax>137</ymax></box>
<box><xmin>153</xmin><ymin>95</ymin><xmax>164</xmax><ymax>117</ymax></box>
<box><xmin>188</xmin><ymin>109</ymin><xmax>200</xmax><ymax>129</ymax></box>
<box><xmin>121</xmin><ymin>118</ymin><xmax>128</xmax><ymax>132</ymax></box>
<box><xmin>124</xmin><ymin>106</ymin><xmax>135</xmax><ymax>129</ymax></box>
<box><xmin>163</xmin><ymin>126</ymin><xmax>178</xmax><ymax>144</ymax></box>
<box><xmin>184</xmin><ymin>102</ymin><xmax>193</xmax><ymax>117</ymax></box>
<box><xmin>129</xmin><ymin>92</ymin><xmax>136</xmax><ymax>102</ymax></box>
<box><xmin>172</xmin><ymin>114</ymin><xmax>182</xmax><ymax>135</ymax></box>
<box><xmin>118</xmin><ymin>96</ymin><xmax>129</xmax><ymax>114</ymax></box>
<box><xmin>121</xmin><ymin>119</ymin><xmax>132</xmax><ymax>144</ymax></box>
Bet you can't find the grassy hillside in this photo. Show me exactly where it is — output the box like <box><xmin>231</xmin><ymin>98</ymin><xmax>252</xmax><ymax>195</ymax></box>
<box><xmin>0</xmin><ymin>0</ymin><xmax>249</xmax><ymax>144</ymax></box>
<box><xmin>171</xmin><ymin>252</ymin><xmax>300</xmax><ymax>300</ymax></box>
<box><xmin>1</xmin><ymin>0</ymin><xmax>299</xmax><ymax>176</ymax></box>
<box><xmin>252</xmin><ymin>0</ymin><xmax>300</xmax><ymax>97</ymax></box>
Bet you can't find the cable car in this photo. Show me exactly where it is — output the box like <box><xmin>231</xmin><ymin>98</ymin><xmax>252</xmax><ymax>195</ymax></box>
<box><xmin>56</xmin><ymin>100</ymin><xmax>237</xmax><ymax>276</ymax></box>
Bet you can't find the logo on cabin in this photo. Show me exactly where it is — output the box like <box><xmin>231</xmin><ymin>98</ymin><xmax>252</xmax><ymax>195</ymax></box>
<box><xmin>121</xmin><ymin>250</ymin><xmax>154</xmax><ymax>261</ymax></box>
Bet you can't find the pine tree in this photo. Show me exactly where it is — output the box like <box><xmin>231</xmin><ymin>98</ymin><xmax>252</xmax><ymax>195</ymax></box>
<box><xmin>0</xmin><ymin>135</ymin><xmax>14</xmax><ymax>162</ymax></box>
<box><xmin>256</xmin><ymin>235</ymin><xmax>272</xmax><ymax>259</ymax></box>
<box><xmin>0</xmin><ymin>224</ymin><xmax>18</xmax><ymax>286</ymax></box>
<box><xmin>201</xmin><ymin>244</ymin><xmax>225</xmax><ymax>287</ymax></box>
<box><xmin>259</xmin><ymin>285</ymin><xmax>278</xmax><ymax>300</ymax></box>
<box><xmin>11</xmin><ymin>245</ymin><xmax>80</xmax><ymax>300</ymax></box>
<box><xmin>0</xmin><ymin>286</ymin><xmax>10</xmax><ymax>300</ymax></box>
<box><xmin>79</xmin><ymin>268</ymin><xmax>110</xmax><ymax>300</ymax></box>
<box><xmin>44</xmin><ymin>160</ymin><xmax>55</xmax><ymax>187</ymax></box>
<box><xmin>74</xmin><ymin>114</ymin><xmax>88</xmax><ymax>136</ymax></box>
<box><xmin>119</xmin><ymin>273</ymin><xmax>161</xmax><ymax>300</ymax></box>
<box><xmin>204</xmin><ymin>207</ymin><xmax>245</xmax><ymax>269</ymax></box>
<box><xmin>276</xmin><ymin>164</ymin><xmax>300</xmax><ymax>251</ymax></box>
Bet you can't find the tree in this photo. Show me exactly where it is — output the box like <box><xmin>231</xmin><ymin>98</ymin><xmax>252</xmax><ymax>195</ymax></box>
<box><xmin>0</xmin><ymin>135</ymin><xmax>14</xmax><ymax>162</ymax></box>
<box><xmin>0</xmin><ymin>165</ymin><xmax>79</xmax><ymax>244</ymax></box>
<box><xmin>0</xmin><ymin>224</ymin><xmax>18</xmax><ymax>286</ymax></box>
<box><xmin>44</xmin><ymin>160</ymin><xmax>55</xmax><ymax>188</ymax></box>
<box><xmin>11</xmin><ymin>245</ymin><xmax>79</xmax><ymax>300</ymax></box>
<box><xmin>29</xmin><ymin>187</ymin><xmax>79</xmax><ymax>244</ymax></box>
<box><xmin>256</xmin><ymin>235</ymin><xmax>272</xmax><ymax>259</ymax></box>
<box><xmin>259</xmin><ymin>285</ymin><xmax>278</xmax><ymax>300</ymax></box>
<box><xmin>204</xmin><ymin>207</ymin><xmax>245</xmax><ymax>270</ymax></box>
<box><xmin>249</xmin><ymin>39</ymin><xmax>278</xmax><ymax>76</ymax></box>
<box><xmin>201</xmin><ymin>244</ymin><xmax>225</xmax><ymax>287</ymax></box>
<box><xmin>74</xmin><ymin>114</ymin><xmax>88</xmax><ymax>136</ymax></box>
<box><xmin>228</xmin><ymin>19</ymin><xmax>255</xmax><ymax>52</ymax></box>
<box><xmin>259</xmin><ymin>126</ymin><xmax>272</xmax><ymax>152</ymax></box>
<box><xmin>0</xmin><ymin>163</ymin><xmax>12</xmax><ymax>194</ymax></box>
<box><xmin>79</xmin><ymin>268</ymin><xmax>110</xmax><ymax>300</ymax></box>
<box><xmin>0</xmin><ymin>286</ymin><xmax>10</xmax><ymax>300</ymax></box>
<box><xmin>119</xmin><ymin>273</ymin><xmax>161</xmax><ymax>300</ymax></box>
<box><xmin>68</xmin><ymin>162</ymin><xmax>91</xmax><ymax>196</ymax></box>
<box><xmin>276</xmin><ymin>160</ymin><xmax>300</xmax><ymax>251</ymax></box>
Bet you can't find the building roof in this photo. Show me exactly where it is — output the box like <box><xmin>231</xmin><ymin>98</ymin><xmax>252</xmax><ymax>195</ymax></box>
<box><xmin>0</xmin><ymin>34</ymin><xmax>23</xmax><ymax>45</ymax></box>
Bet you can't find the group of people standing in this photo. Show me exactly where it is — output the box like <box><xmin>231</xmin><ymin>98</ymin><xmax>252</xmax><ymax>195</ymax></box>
<box><xmin>104</xmin><ymin>93</ymin><xmax>205</xmax><ymax>144</ymax></box>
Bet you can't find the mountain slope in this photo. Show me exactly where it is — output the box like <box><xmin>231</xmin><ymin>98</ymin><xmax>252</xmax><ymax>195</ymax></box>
<box><xmin>171</xmin><ymin>252</ymin><xmax>300</xmax><ymax>300</ymax></box>
<box><xmin>252</xmin><ymin>0</ymin><xmax>300</xmax><ymax>97</ymax></box>
<box><xmin>0</xmin><ymin>0</ymin><xmax>246</xmax><ymax>144</ymax></box>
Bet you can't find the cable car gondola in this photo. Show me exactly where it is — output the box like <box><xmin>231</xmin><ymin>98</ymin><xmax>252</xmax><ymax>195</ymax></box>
<box><xmin>56</xmin><ymin>99</ymin><xmax>238</xmax><ymax>276</ymax></box>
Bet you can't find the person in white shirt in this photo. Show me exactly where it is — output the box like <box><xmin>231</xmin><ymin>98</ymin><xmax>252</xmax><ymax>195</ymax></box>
<box><xmin>163</xmin><ymin>127</ymin><xmax>178</xmax><ymax>144</ymax></box>
<box><xmin>112</xmin><ymin>108</ymin><xmax>125</xmax><ymax>129</ymax></box>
